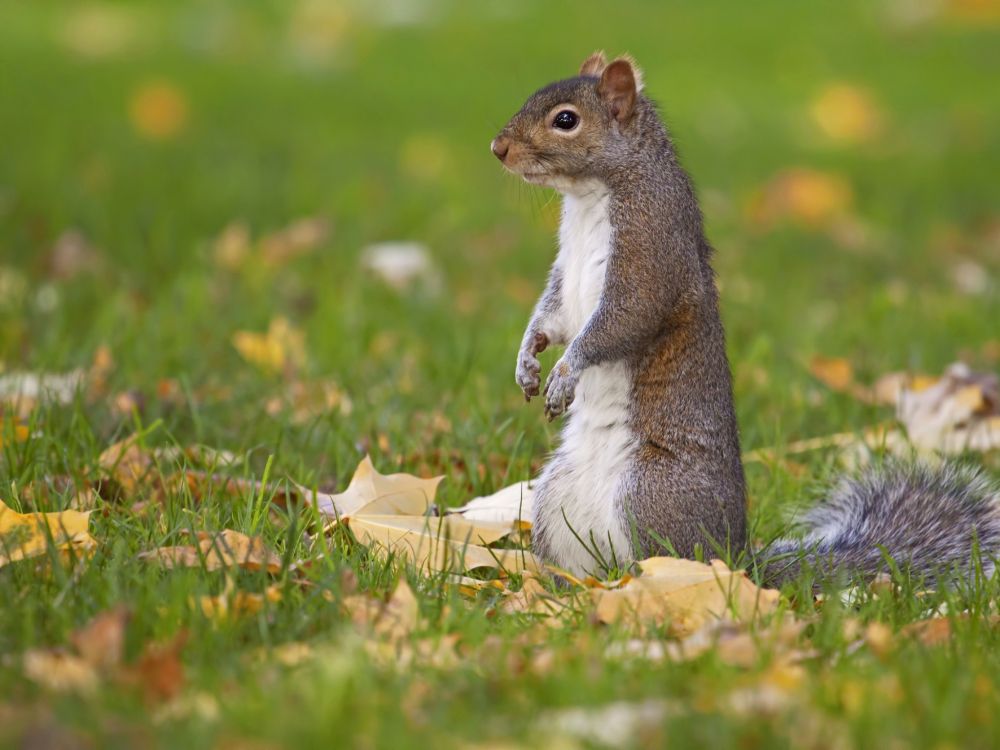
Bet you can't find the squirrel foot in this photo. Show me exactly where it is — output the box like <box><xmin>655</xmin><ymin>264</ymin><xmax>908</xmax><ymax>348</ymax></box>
<box><xmin>544</xmin><ymin>355</ymin><xmax>580</xmax><ymax>420</ymax></box>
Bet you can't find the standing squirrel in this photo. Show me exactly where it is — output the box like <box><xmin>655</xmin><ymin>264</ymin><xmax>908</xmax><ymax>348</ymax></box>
<box><xmin>492</xmin><ymin>52</ymin><xmax>1000</xmax><ymax>583</ymax></box>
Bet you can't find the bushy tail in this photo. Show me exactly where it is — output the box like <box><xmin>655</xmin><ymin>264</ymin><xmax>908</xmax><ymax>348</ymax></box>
<box><xmin>758</xmin><ymin>462</ymin><xmax>1000</xmax><ymax>588</ymax></box>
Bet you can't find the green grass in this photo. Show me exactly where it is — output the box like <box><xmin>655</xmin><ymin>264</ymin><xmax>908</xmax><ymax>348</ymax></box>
<box><xmin>2</xmin><ymin>0</ymin><xmax>1000</xmax><ymax>747</ymax></box>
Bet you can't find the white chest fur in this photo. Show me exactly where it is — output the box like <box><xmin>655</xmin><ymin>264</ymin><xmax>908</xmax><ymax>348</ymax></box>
<box><xmin>556</xmin><ymin>183</ymin><xmax>612</xmax><ymax>336</ymax></box>
<box><xmin>534</xmin><ymin>181</ymin><xmax>637</xmax><ymax>575</ymax></box>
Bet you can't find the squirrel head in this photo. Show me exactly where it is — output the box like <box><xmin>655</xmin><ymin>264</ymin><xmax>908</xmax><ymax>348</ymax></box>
<box><xmin>491</xmin><ymin>52</ymin><xmax>649</xmax><ymax>192</ymax></box>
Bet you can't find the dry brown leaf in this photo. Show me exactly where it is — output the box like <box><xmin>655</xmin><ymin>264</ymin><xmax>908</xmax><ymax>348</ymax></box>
<box><xmin>97</xmin><ymin>434</ymin><xmax>158</xmax><ymax>496</ymax></box>
<box><xmin>124</xmin><ymin>631</ymin><xmax>188</xmax><ymax>703</ymax></box>
<box><xmin>22</xmin><ymin>650</ymin><xmax>98</xmax><ymax>695</ymax></box>
<box><xmin>591</xmin><ymin>558</ymin><xmax>781</xmax><ymax>636</ymax></box>
<box><xmin>213</xmin><ymin>221</ymin><xmax>251</xmax><ymax>270</ymax></box>
<box><xmin>138</xmin><ymin>529</ymin><xmax>282</xmax><ymax>574</ymax></box>
<box><xmin>260</xmin><ymin>217</ymin><xmax>331</xmax><ymax>266</ymax></box>
<box><xmin>71</xmin><ymin>606</ymin><xmax>130</xmax><ymax>671</ymax></box>
<box><xmin>498</xmin><ymin>576</ymin><xmax>570</xmax><ymax>617</ymax></box>
<box><xmin>0</xmin><ymin>497</ymin><xmax>96</xmax><ymax>568</ymax></box>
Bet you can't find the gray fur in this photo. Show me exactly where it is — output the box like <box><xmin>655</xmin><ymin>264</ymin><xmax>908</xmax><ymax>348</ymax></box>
<box><xmin>495</xmin><ymin>58</ymin><xmax>746</xmax><ymax>568</ymax></box>
<box><xmin>761</xmin><ymin>462</ymin><xmax>1000</xmax><ymax>586</ymax></box>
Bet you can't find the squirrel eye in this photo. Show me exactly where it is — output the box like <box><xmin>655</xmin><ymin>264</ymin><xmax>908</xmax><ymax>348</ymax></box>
<box><xmin>552</xmin><ymin>110</ymin><xmax>579</xmax><ymax>131</ymax></box>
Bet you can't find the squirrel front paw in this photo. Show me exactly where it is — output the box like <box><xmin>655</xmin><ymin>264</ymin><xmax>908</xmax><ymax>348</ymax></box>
<box><xmin>515</xmin><ymin>331</ymin><xmax>549</xmax><ymax>401</ymax></box>
<box><xmin>544</xmin><ymin>355</ymin><xmax>580</xmax><ymax>421</ymax></box>
<box><xmin>515</xmin><ymin>349</ymin><xmax>542</xmax><ymax>401</ymax></box>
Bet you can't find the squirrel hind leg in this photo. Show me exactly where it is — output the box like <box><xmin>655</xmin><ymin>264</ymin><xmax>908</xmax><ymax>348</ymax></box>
<box><xmin>619</xmin><ymin>448</ymin><xmax>748</xmax><ymax>564</ymax></box>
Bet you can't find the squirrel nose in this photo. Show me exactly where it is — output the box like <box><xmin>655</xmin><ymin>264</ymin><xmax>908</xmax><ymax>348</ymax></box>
<box><xmin>491</xmin><ymin>137</ymin><xmax>510</xmax><ymax>162</ymax></box>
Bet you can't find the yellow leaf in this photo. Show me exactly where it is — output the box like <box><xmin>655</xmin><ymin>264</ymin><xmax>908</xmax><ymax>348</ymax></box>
<box><xmin>198</xmin><ymin>584</ymin><xmax>282</xmax><ymax>621</ymax></box>
<box><xmin>0</xmin><ymin>497</ymin><xmax>96</xmax><ymax>568</ymax></box>
<box><xmin>232</xmin><ymin>316</ymin><xmax>306</xmax><ymax>375</ymax></box>
<box><xmin>347</xmin><ymin>514</ymin><xmax>539</xmax><ymax>574</ymax></box>
<box><xmin>129</xmin><ymin>80</ymin><xmax>189</xmax><ymax>141</ymax></box>
<box><xmin>810</xmin><ymin>83</ymin><xmax>883</xmax><ymax>144</ymax></box>
<box><xmin>312</xmin><ymin>454</ymin><xmax>443</xmax><ymax>519</ymax></box>
<box><xmin>22</xmin><ymin>649</ymin><xmax>98</xmax><ymax>695</ymax></box>
<box><xmin>311</xmin><ymin>458</ymin><xmax>538</xmax><ymax>576</ymax></box>
<box><xmin>808</xmin><ymin>355</ymin><xmax>854</xmax><ymax>392</ymax></box>
<box><xmin>0</xmin><ymin>417</ymin><xmax>29</xmax><ymax>448</ymax></box>
<box><xmin>590</xmin><ymin>558</ymin><xmax>781</xmax><ymax>636</ymax></box>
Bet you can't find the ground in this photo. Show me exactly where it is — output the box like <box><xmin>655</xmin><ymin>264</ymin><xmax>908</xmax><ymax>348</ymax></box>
<box><xmin>1</xmin><ymin>1</ymin><xmax>999</xmax><ymax>747</ymax></box>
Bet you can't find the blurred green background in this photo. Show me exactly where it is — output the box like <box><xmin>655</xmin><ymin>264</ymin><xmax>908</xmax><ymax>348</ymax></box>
<box><xmin>1</xmin><ymin>0</ymin><xmax>998</xmax><ymax>497</ymax></box>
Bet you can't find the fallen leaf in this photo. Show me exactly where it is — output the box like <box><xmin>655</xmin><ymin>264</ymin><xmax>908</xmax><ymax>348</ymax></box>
<box><xmin>139</xmin><ymin>529</ymin><xmax>282</xmax><ymax>574</ymax></box>
<box><xmin>346</xmin><ymin>513</ymin><xmax>538</xmax><ymax>574</ymax></box>
<box><xmin>0</xmin><ymin>370</ymin><xmax>85</xmax><ymax>418</ymax></box>
<box><xmin>0</xmin><ymin>497</ymin><xmax>96</xmax><ymax>568</ymax></box>
<box><xmin>810</xmin><ymin>83</ymin><xmax>884</xmax><ymax>144</ymax></box>
<box><xmin>746</xmin><ymin>168</ymin><xmax>853</xmax><ymax>230</ymax></box>
<box><xmin>539</xmin><ymin>699</ymin><xmax>672</xmax><ymax>749</ymax></box>
<box><xmin>213</xmin><ymin>221</ymin><xmax>252</xmax><ymax>270</ymax></box>
<box><xmin>447</xmin><ymin>481</ymin><xmax>534</xmax><ymax>525</ymax></box>
<box><xmin>129</xmin><ymin>80</ymin><xmax>189</xmax><ymax>141</ymax></box>
<box><xmin>896</xmin><ymin>362</ymin><xmax>1000</xmax><ymax>454</ymax></box>
<box><xmin>590</xmin><ymin>558</ymin><xmax>781</xmax><ymax>636</ymax></box>
<box><xmin>199</xmin><ymin>583</ymin><xmax>282</xmax><ymax>621</ymax></box>
<box><xmin>125</xmin><ymin>631</ymin><xmax>188</xmax><ymax>703</ymax></box>
<box><xmin>361</xmin><ymin>242</ymin><xmax>441</xmax><ymax>292</ymax></box>
<box><xmin>232</xmin><ymin>317</ymin><xmax>306</xmax><ymax>376</ymax></box>
<box><xmin>311</xmin><ymin>454</ymin><xmax>443</xmax><ymax>519</ymax></box>
<box><xmin>265</xmin><ymin>378</ymin><xmax>353</xmax><ymax>424</ymax></box>
<box><xmin>49</xmin><ymin>229</ymin><xmax>102</xmax><ymax>279</ymax></box>
<box><xmin>260</xmin><ymin>217</ymin><xmax>331</xmax><ymax>266</ymax></box>
<box><xmin>71</xmin><ymin>606</ymin><xmax>130</xmax><ymax>671</ymax></box>
<box><xmin>22</xmin><ymin>650</ymin><xmax>98</xmax><ymax>695</ymax></box>
<box><xmin>809</xmin><ymin>355</ymin><xmax>855</xmax><ymax>392</ymax></box>
<box><xmin>0</xmin><ymin>417</ymin><xmax>30</xmax><ymax>449</ymax></box>
<box><xmin>97</xmin><ymin>433</ymin><xmax>158</xmax><ymax>496</ymax></box>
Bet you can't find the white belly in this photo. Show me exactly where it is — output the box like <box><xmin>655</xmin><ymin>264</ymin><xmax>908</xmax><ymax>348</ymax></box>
<box><xmin>534</xmin><ymin>181</ymin><xmax>637</xmax><ymax>575</ymax></box>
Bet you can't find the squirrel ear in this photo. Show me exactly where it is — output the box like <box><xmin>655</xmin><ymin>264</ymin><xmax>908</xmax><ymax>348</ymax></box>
<box><xmin>598</xmin><ymin>57</ymin><xmax>640</xmax><ymax>122</ymax></box>
<box><xmin>579</xmin><ymin>50</ymin><xmax>607</xmax><ymax>77</ymax></box>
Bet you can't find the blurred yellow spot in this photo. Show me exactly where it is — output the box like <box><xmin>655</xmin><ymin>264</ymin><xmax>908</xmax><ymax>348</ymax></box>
<box><xmin>232</xmin><ymin>317</ymin><xmax>306</xmax><ymax>375</ymax></box>
<box><xmin>60</xmin><ymin>4</ymin><xmax>138</xmax><ymax>59</ymax></box>
<box><xmin>0</xmin><ymin>418</ymin><xmax>29</xmax><ymax>449</ymax></box>
<box><xmin>808</xmin><ymin>355</ymin><xmax>854</xmax><ymax>392</ymax></box>
<box><xmin>746</xmin><ymin>168</ymin><xmax>853</xmax><ymax>229</ymax></box>
<box><xmin>399</xmin><ymin>134</ymin><xmax>451</xmax><ymax>181</ymax></box>
<box><xmin>948</xmin><ymin>0</ymin><xmax>1000</xmax><ymax>23</ymax></box>
<box><xmin>129</xmin><ymin>80</ymin><xmax>189</xmax><ymax>141</ymax></box>
<box><xmin>810</xmin><ymin>83</ymin><xmax>883</xmax><ymax>144</ymax></box>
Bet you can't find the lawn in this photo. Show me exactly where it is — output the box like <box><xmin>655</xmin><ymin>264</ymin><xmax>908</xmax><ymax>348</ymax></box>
<box><xmin>1</xmin><ymin>1</ymin><xmax>999</xmax><ymax>747</ymax></box>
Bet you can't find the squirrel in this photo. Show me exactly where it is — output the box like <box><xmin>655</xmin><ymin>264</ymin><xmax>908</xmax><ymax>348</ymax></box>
<box><xmin>491</xmin><ymin>51</ymin><xmax>1000</xmax><ymax>584</ymax></box>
